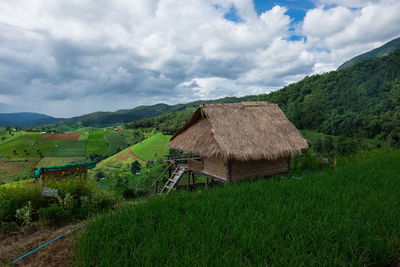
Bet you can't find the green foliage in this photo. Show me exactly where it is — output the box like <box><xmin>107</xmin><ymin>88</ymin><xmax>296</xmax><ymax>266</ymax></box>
<box><xmin>130</xmin><ymin>161</ymin><xmax>141</xmax><ymax>174</ymax></box>
<box><xmin>15</xmin><ymin>201</ymin><xmax>33</xmax><ymax>226</ymax></box>
<box><xmin>0</xmin><ymin>178</ymin><xmax>120</xmax><ymax>228</ymax></box>
<box><xmin>122</xmin><ymin>188</ymin><xmax>135</xmax><ymax>199</ymax></box>
<box><xmin>126</xmin><ymin>109</ymin><xmax>194</xmax><ymax>135</ymax></box>
<box><xmin>94</xmin><ymin>170</ymin><xmax>104</xmax><ymax>182</ymax></box>
<box><xmin>0</xmin><ymin>221</ymin><xmax>18</xmax><ymax>234</ymax></box>
<box><xmin>291</xmin><ymin>149</ymin><xmax>325</xmax><ymax>171</ymax></box>
<box><xmin>37</xmin><ymin>204</ymin><xmax>68</xmax><ymax>226</ymax></box>
<box><xmin>86</xmin><ymin>131</ymin><xmax>110</xmax><ymax>156</ymax></box>
<box><xmin>122</xmin><ymin>188</ymin><xmax>149</xmax><ymax>199</ymax></box>
<box><xmin>77</xmin><ymin>150</ymin><xmax>400</xmax><ymax>266</ymax></box>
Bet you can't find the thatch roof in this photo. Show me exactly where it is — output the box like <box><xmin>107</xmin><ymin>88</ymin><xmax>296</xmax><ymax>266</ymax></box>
<box><xmin>168</xmin><ymin>102</ymin><xmax>308</xmax><ymax>161</ymax></box>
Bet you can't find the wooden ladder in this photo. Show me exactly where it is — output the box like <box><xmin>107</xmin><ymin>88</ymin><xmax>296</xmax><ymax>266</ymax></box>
<box><xmin>161</xmin><ymin>165</ymin><xmax>186</xmax><ymax>194</ymax></box>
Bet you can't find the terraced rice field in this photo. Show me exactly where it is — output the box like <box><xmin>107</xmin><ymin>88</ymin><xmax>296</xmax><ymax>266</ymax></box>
<box><xmin>0</xmin><ymin>134</ymin><xmax>58</xmax><ymax>158</ymax></box>
<box><xmin>86</xmin><ymin>131</ymin><xmax>109</xmax><ymax>156</ymax></box>
<box><xmin>45</xmin><ymin>140</ymin><xmax>87</xmax><ymax>157</ymax></box>
<box><xmin>131</xmin><ymin>133</ymin><xmax>171</xmax><ymax>161</ymax></box>
<box><xmin>104</xmin><ymin>132</ymin><xmax>126</xmax><ymax>154</ymax></box>
<box><xmin>0</xmin><ymin>158</ymin><xmax>40</xmax><ymax>183</ymax></box>
<box><xmin>77</xmin><ymin>150</ymin><xmax>400</xmax><ymax>266</ymax></box>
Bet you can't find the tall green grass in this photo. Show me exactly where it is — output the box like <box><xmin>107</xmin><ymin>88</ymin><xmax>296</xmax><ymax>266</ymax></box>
<box><xmin>76</xmin><ymin>150</ymin><xmax>400</xmax><ymax>266</ymax></box>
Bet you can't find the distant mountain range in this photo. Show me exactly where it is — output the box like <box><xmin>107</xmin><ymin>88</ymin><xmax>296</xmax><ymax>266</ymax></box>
<box><xmin>0</xmin><ymin>112</ymin><xmax>63</xmax><ymax>128</ymax></box>
<box><xmin>47</xmin><ymin>103</ymin><xmax>204</xmax><ymax>128</ymax></box>
<box><xmin>338</xmin><ymin>36</ymin><xmax>400</xmax><ymax>70</ymax></box>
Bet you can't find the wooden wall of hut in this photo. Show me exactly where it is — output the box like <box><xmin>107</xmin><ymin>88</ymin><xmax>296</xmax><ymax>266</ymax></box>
<box><xmin>203</xmin><ymin>157</ymin><xmax>227</xmax><ymax>179</ymax></box>
<box><xmin>230</xmin><ymin>157</ymin><xmax>289</xmax><ymax>181</ymax></box>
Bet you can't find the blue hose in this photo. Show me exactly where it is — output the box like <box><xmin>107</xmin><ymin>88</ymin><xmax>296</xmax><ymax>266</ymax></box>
<box><xmin>12</xmin><ymin>224</ymin><xmax>85</xmax><ymax>264</ymax></box>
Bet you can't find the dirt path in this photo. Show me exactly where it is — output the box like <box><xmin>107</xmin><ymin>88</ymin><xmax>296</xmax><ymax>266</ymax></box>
<box><xmin>0</xmin><ymin>223</ymin><xmax>83</xmax><ymax>267</ymax></box>
<box><xmin>128</xmin><ymin>148</ymin><xmax>147</xmax><ymax>163</ymax></box>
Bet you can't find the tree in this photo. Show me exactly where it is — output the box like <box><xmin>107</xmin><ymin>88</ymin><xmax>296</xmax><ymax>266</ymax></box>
<box><xmin>131</xmin><ymin>161</ymin><xmax>141</xmax><ymax>174</ymax></box>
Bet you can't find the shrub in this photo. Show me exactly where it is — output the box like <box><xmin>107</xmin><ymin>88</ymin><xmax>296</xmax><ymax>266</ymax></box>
<box><xmin>0</xmin><ymin>221</ymin><xmax>18</xmax><ymax>234</ymax></box>
<box><xmin>37</xmin><ymin>204</ymin><xmax>68</xmax><ymax>226</ymax></box>
<box><xmin>94</xmin><ymin>171</ymin><xmax>104</xmax><ymax>182</ymax></box>
<box><xmin>72</xmin><ymin>207</ymin><xmax>89</xmax><ymax>220</ymax></box>
<box><xmin>15</xmin><ymin>201</ymin><xmax>33</xmax><ymax>226</ymax></box>
<box><xmin>0</xmin><ymin>198</ymin><xmax>17</xmax><ymax>222</ymax></box>
<box><xmin>91</xmin><ymin>191</ymin><xmax>120</xmax><ymax>212</ymax></box>
<box><xmin>122</xmin><ymin>188</ymin><xmax>136</xmax><ymax>199</ymax></box>
<box><xmin>291</xmin><ymin>149</ymin><xmax>323</xmax><ymax>171</ymax></box>
<box><xmin>135</xmin><ymin>188</ymin><xmax>149</xmax><ymax>198</ymax></box>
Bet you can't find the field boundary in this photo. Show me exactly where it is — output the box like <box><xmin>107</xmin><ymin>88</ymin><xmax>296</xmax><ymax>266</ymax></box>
<box><xmin>128</xmin><ymin>148</ymin><xmax>146</xmax><ymax>163</ymax></box>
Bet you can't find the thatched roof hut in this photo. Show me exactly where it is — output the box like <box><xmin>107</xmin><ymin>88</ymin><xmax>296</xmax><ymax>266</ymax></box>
<box><xmin>168</xmin><ymin>102</ymin><xmax>308</xmax><ymax>182</ymax></box>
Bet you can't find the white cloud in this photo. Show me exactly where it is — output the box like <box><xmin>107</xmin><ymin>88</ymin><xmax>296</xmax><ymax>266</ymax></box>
<box><xmin>0</xmin><ymin>0</ymin><xmax>399</xmax><ymax>117</ymax></box>
<box><xmin>303</xmin><ymin>0</ymin><xmax>400</xmax><ymax>71</ymax></box>
<box><xmin>303</xmin><ymin>6</ymin><xmax>353</xmax><ymax>38</ymax></box>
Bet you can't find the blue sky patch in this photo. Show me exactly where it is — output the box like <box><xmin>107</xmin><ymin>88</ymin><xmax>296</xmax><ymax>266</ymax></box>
<box><xmin>253</xmin><ymin>0</ymin><xmax>315</xmax><ymax>23</ymax></box>
<box><xmin>224</xmin><ymin>5</ymin><xmax>243</xmax><ymax>22</ymax></box>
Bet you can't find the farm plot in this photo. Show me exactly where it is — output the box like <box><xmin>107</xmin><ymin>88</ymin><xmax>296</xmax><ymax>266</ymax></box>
<box><xmin>0</xmin><ymin>158</ymin><xmax>40</xmax><ymax>183</ymax></box>
<box><xmin>45</xmin><ymin>140</ymin><xmax>87</xmax><ymax>157</ymax></box>
<box><xmin>97</xmin><ymin>133</ymin><xmax>170</xmax><ymax>169</ymax></box>
<box><xmin>104</xmin><ymin>132</ymin><xmax>126</xmax><ymax>154</ymax></box>
<box><xmin>86</xmin><ymin>131</ymin><xmax>110</xmax><ymax>156</ymax></box>
<box><xmin>96</xmin><ymin>147</ymin><xmax>135</xmax><ymax>169</ymax></box>
<box><xmin>0</xmin><ymin>134</ymin><xmax>58</xmax><ymax>158</ymax></box>
<box><xmin>131</xmin><ymin>133</ymin><xmax>171</xmax><ymax>161</ymax></box>
<box><xmin>36</xmin><ymin>157</ymin><xmax>87</xmax><ymax>168</ymax></box>
<box><xmin>41</xmin><ymin>132</ymin><xmax>80</xmax><ymax>141</ymax></box>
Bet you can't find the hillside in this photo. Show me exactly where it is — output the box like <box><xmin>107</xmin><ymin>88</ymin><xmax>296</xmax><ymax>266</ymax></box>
<box><xmin>76</xmin><ymin>150</ymin><xmax>400</xmax><ymax>266</ymax></box>
<box><xmin>98</xmin><ymin>133</ymin><xmax>170</xmax><ymax>168</ymax></box>
<box><xmin>257</xmin><ymin>49</ymin><xmax>400</xmax><ymax>145</ymax></box>
<box><xmin>338</xmin><ymin>36</ymin><xmax>400</xmax><ymax>70</ymax></box>
<box><xmin>0</xmin><ymin>112</ymin><xmax>62</xmax><ymax>128</ymax></box>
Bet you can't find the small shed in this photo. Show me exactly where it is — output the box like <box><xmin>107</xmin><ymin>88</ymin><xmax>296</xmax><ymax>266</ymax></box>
<box><xmin>34</xmin><ymin>161</ymin><xmax>97</xmax><ymax>185</ymax></box>
<box><xmin>166</xmin><ymin>102</ymin><xmax>308</xmax><ymax>185</ymax></box>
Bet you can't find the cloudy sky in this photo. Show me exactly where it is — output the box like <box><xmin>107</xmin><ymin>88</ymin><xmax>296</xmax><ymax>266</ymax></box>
<box><xmin>0</xmin><ymin>0</ymin><xmax>399</xmax><ymax>117</ymax></box>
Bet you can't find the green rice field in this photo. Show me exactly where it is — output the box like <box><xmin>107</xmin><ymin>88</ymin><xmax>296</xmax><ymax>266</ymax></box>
<box><xmin>104</xmin><ymin>132</ymin><xmax>126</xmax><ymax>154</ymax></box>
<box><xmin>76</xmin><ymin>150</ymin><xmax>400</xmax><ymax>266</ymax></box>
<box><xmin>86</xmin><ymin>131</ymin><xmax>110</xmax><ymax>156</ymax></box>
<box><xmin>45</xmin><ymin>140</ymin><xmax>86</xmax><ymax>157</ymax></box>
<box><xmin>0</xmin><ymin>134</ymin><xmax>58</xmax><ymax>158</ymax></box>
<box><xmin>131</xmin><ymin>133</ymin><xmax>171</xmax><ymax>161</ymax></box>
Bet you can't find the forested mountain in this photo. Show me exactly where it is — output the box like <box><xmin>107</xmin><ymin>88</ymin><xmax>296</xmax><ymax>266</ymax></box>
<box><xmin>257</xmin><ymin>49</ymin><xmax>400</xmax><ymax>145</ymax></box>
<box><xmin>338</xmin><ymin>36</ymin><xmax>400</xmax><ymax>70</ymax></box>
<box><xmin>0</xmin><ymin>112</ymin><xmax>62</xmax><ymax>127</ymax></box>
<box><xmin>128</xmin><ymin>49</ymin><xmax>400</xmax><ymax>146</ymax></box>
<box><xmin>48</xmin><ymin>103</ymin><xmax>195</xmax><ymax>128</ymax></box>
